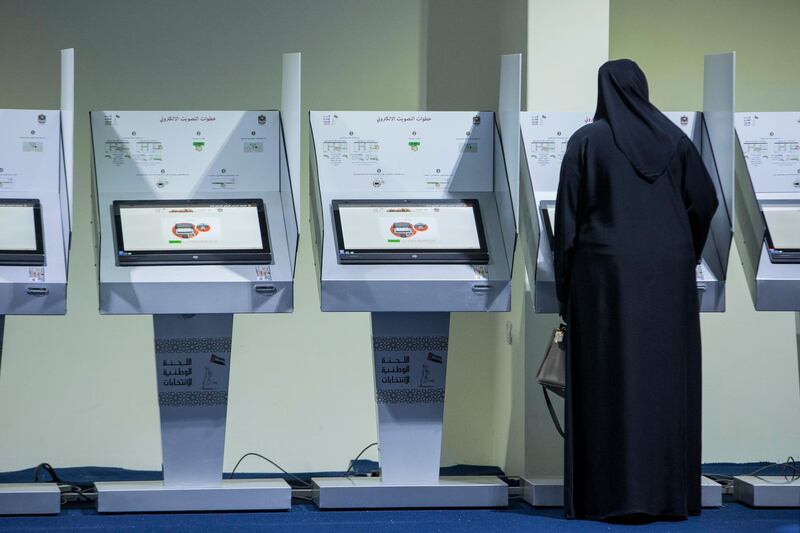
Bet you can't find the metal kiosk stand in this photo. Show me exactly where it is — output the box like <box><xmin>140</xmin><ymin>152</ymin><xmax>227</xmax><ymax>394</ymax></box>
<box><xmin>733</xmin><ymin>110</ymin><xmax>800</xmax><ymax>508</ymax></box>
<box><xmin>309</xmin><ymin>110</ymin><xmax>518</xmax><ymax>509</ymax></box>
<box><xmin>519</xmin><ymin>53</ymin><xmax>736</xmax><ymax>509</ymax></box>
<box><xmin>0</xmin><ymin>49</ymin><xmax>75</xmax><ymax>516</ymax></box>
<box><xmin>90</xmin><ymin>54</ymin><xmax>301</xmax><ymax>513</ymax></box>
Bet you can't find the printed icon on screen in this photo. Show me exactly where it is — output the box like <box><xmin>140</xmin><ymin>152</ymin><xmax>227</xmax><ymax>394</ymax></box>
<box><xmin>258</xmin><ymin>114</ymin><xmax>267</xmax><ymax>125</ymax></box>
<box><xmin>172</xmin><ymin>223</ymin><xmax>199</xmax><ymax>239</ymax></box>
<box><xmin>193</xmin><ymin>141</ymin><xmax>205</xmax><ymax>152</ymax></box>
<box><xmin>390</xmin><ymin>222</ymin><xmax>415</xmax><ymax>238</ymax></box>
<box><xmin>473</xmin><ymin>115</ymin><xmax>481</xmax><ymax>125</ymax></box>
<box><xmin>210</xmin><ymin>354</ymin><xmax>226</xmax><ymax>366</ymax></box>
<box><xmin>37</xmin><ymin>114</ymin><xmax>46</xmax><ymax>124</ymax></box>
<box><xmin>408</xmin><ymin>141</ymin><xmax>421</xmax><ymax>152</ymax></box>
<box><xmin>680</xmin><ymin>115</ymin><xmax>689</xmax><ymax>126</ymax></box>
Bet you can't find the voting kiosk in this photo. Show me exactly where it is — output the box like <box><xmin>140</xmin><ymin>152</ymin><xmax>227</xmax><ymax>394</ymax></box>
<box><xmin>89</xmin><ymin>54</ymin><xmax>301</xmax><ymax>513</ymax></box>
<box><xmin>0</xmin><ymin>49</ymin><xmax>74</xmax><ymax>516</ymax></box>
<box><xmin>308</xmin><ymin>109</ymin><xmax>518</xmax><ymax>509</ymax></box>
<box><xmin>519</xmin><ymin>53</ymin><xmax>736</xmax><ymax>509</ymax></box>
<box><xmin>733</xmin><ymin>111</ymin><xmax>800</xmax><ymax>507</ymax></box>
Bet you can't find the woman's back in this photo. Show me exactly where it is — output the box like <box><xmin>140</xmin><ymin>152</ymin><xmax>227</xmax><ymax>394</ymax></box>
<box><xmin>566</xmin><ymin>119</ymin><xmax>699</xmax><ymax>262</ymax></box>
<box><xmin>554</xmin><ymin>59</ymin><xmax>719</xmax><ymax>522</ymax></box>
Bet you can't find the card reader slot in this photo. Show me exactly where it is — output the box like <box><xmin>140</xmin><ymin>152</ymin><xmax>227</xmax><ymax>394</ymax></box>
<box><xmin>472</xmin><ymin>284</ymin><xmax>493</xmax><ymax>293</ymax></box>
<box><xmin>26</xmin><ymin>287</ymin><xmax>49</xmax><ymax>297</ymax></box>
<box><xmin>254</xmin><ymin>285</ymin><xmax>277</xmax><ymax>296</ymax></box>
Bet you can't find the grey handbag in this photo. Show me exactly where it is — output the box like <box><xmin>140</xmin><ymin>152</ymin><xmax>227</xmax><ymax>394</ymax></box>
<box><xmin>536</xmin><ymin>324</ymin><xmax>566</xmax><ymax>437</ymax></box>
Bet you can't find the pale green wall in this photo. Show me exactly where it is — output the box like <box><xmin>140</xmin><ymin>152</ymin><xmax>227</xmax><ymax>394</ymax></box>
<box><xmin>0</xmin><ymin>0</ymin><xmax>528</xmax><ymax>474</ymax></box>
<box><xmin>609</xmin><ymin>0</ymin><xmax>800</xmax><ymax>463</ymax></box>
<box><xmin>0</xmin><ymin>0</ymin><xmax>431</xmax><ymax>473</ymax></box>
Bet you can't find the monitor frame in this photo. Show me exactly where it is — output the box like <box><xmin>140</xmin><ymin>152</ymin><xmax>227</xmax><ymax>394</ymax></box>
<box><xmin>539</xmin><ymin>201</ymin><xmax>556</xmax><ymax>253</ymax></box>
<box><xmin>112</xmin><ymin>198</ymin><xmax>272</xmax><ymax>266</ymax></box>
<box><xmin>0</xmin><ymin>198</ymin><xmax>45</xmax><ymax>266</ymax></box>
<box><xmin>332</xmin><ymin>198</ymin><xmax>489</xmax><ymax>265</ymax></box>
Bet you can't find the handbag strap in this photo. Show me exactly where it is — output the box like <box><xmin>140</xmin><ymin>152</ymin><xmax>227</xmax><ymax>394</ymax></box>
<box><xmin>542</xmin><ymin>386</ymin><xmax>565</xmax><ymax>438</ymax></box>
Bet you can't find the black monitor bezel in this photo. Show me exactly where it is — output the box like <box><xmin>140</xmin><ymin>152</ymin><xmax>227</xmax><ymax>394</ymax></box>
<box><xmin>540</xmin><ymin>202</ymin><xmax>556</xmax><ymax>253</ymax></box>
<box><xmin>332</xmin><ymin>198</ymin><xmax>489</xmax><ymax>265</ymax></box>
<box><xmin>113</xmin><ymin>198</ymin><xmax>272</xmax><ymax>266</ymax></box>
<box><xmin>0</xmin><ymin>199</ymin><xmax>45</xmax><ymax>266</ymax></box>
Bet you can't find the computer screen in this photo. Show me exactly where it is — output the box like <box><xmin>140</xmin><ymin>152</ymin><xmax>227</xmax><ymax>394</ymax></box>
<box><xmin>332</xmin><ymin>199</ymin><xmax>489</xmax><ymax>264</ymax></box>
<box><xmin>764</xmin><ymin>205</ymin><xmax>800</xmax><ymax>251</ymax></box>
<box><xmin>113</xmin><ymin>199</ymin><xmax>271</xmax><ymax>266</ymax></box>
<box><xmin>0</xmin><ymin>200</ymin><xmax>45</xmax><ymax>266</ymax></box>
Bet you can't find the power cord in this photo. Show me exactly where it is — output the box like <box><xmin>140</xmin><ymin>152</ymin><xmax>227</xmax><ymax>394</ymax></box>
<box><xmin>229</xmin><ymin>452</ymin><xmax>312</xmax><ymax>487</ymax></box>
<box><xmin>748</xmin><ymin>456</ymin><xmax>799</xmax><ymax>483</ymax></box>
<box><xmin>343</xmin><ymin>442</ymin><xmax>378</xmax><ymax>478</ymax></box>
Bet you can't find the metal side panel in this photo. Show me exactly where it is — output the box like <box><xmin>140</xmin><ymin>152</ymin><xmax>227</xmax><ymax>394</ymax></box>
<box><xmin>0</xmin><ymin>283</ymin><xmax>67</xmax><ymax>315</ymax></box>
<box><xmin>733</xmin><ymin>476</ymin><xmax>800</xmax><ymax>507</ymax></box>
<box><xmin>320</xmin><ymin>279</ymin><xmax>511</xmax><ymax>313</ymax></box>
<box><xmin>0</xmin><ymin>484</ymin><xmax>60</xmax><ymax>515</ymax></box>
<box><xmin>95</xmin><ymin>479</ymin><xmax>291</xmax><ymax>513</ymax></box>
<box><xmin>100</xmin><ymin>279</ymin><xmax>293</xmax><ymax>315</ymax></box>
<box><xmin>520</xmin><ymin>476</ymin><xmax>722</xmax><ymax>508</ymax></box>
<box><xmin>311</xmin><ymin>476</ymin><xmax>508</xmax><ymax>509</ymax></box>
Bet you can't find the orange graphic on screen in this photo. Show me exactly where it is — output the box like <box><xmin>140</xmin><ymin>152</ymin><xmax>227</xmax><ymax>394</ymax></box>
<box><xmin>389</xmin><ymin>221</ymin><xmax>430</xmax><ymax>239</ymax></box>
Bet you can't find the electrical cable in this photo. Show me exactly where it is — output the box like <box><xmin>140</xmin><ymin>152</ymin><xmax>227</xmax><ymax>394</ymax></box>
<box><xmin>748</xmin><ymin>456</ymin><xmax>800</xmax><ymax>483</ymax></box>
<box><xmin>343</xmin><ymin>442</ymin><xmax>378</xmax><ymax>478</ymax></box>
<box><xmin>228</xmin><ymin>452</ymin><xmax>312</xmax><ymax>487</ymax></box>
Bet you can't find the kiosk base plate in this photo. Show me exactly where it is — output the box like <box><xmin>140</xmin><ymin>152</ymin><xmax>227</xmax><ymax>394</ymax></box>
<box><xmin>733</xmin><ymin>476</ymin><xmax>800</xmax><ymax>507</ymax></box>
<box><xmin>0</xmin><ymin>483</ymin><xmax>60</xmax><ymax>515</ymax></box>
<box><xmin>520</xmin><ymin>476</ymin><xmax>722</xmax><ymax>508</ymax></box>
<box><xmin>95</xmin><ymin>479</ymin><xmax>291</xmax><ymax>513</ymax></box>
<box><xmin>311</xmin><ymin>476</ymin><xmax>508</xmax><ymax>509</ymax></box>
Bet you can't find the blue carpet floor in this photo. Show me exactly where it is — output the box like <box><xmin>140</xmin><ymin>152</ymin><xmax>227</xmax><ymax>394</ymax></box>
<box><xmin>0</xmin><ymin>464</ymin><xmax>797</xmax><ymax>532</ymax></box>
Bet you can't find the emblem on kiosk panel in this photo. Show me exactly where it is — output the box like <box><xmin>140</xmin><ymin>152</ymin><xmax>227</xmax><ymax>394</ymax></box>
<box><xmin>257</xmin><ymin>114</ymin><xmax>267</xmax><ymax>125</ymax></box>
<box><xmin>37</xmin><ymin>114</ymin><xmax>46</xmax><ymax>124</ymax></box>
<box><xmin>680</xmin><ymin>115</ymin><xmax>689</xmax><ymax>126</ymax></box>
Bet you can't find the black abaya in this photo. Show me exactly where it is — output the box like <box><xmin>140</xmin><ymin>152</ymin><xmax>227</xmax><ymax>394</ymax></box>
<box><xmin>554</xmin><ymin>60</ymin><xmax>719</xmax><ymax>521</ymax></box>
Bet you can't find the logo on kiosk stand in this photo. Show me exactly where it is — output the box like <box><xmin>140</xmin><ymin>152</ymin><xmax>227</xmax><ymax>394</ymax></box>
<box><xmin>257</xmin><ymin>114</ymin><xmax>267</xmax><ymax>125</ymax></box>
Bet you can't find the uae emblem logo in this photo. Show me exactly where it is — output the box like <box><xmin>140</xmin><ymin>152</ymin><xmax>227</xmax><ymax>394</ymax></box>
<box><xmin>37</xmin><ymin>114</ymin><xmax>46</xmax><ymax>124</ymax></box>
<box><xmin>258</xmin><ymin>114</ymin><xmax>267</xmax><ymax>125</ymax></box>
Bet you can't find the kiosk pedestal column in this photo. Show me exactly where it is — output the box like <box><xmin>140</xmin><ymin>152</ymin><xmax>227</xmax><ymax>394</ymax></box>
<box><xmin>0</xmin><ymin>316</ymin><xmax>61</xmax><ymax>516</ymax></box>
<box><xmin>95</xmin><ymin>314</ymin><xmax>290</xmax><ymax>513</ymax></box>
<box><xmin>312</xmin><ymin>312</ymin><xmax>507</xmax><ymax>509</ymax></box>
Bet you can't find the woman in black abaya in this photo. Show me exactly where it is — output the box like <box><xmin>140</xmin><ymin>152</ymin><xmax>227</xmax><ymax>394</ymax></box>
<box><xmin>554</xmin><ymin>59</ymin><xmax>718</xmax><ymax>522</ymax></box>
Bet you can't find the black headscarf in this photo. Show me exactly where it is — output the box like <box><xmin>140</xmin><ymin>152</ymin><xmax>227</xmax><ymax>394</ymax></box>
<box><xmin>594</xmin><ymin>59</ymin><xmax>685</xmax><ymax>182</ymax></box>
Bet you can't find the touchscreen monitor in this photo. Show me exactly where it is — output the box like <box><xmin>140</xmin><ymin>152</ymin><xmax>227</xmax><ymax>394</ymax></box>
<box><xmin>332</xmin><ymin>199</ymin><xmax>489</xmax><ymax>264</ymax></box>
<box><xmin>763</xmin><ymin>204</ymin><xmax>800</xmax><ymax>263</ymax></box>
<box><xmin>0</xmin><ymin>199</ymin><xmax>45</xmax><ymax>266</ymax></box>
<box><xmin>113</xmin><ymin>199</ymin><xmax>271</xmax><ymax>266</ymax></box>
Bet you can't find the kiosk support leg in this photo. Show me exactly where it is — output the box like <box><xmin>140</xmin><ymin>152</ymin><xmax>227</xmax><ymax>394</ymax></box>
<box><xmin>312</xmin><ymin>312</ymin><xmax>507</xmax><ymax>509</ymax></box>
<box><xmin>95</xmin><ymin>314</ymin><xmax>290</xmax><ymax>513</ymax></box>
<box><xmin>0</xmin><ymin>316</ymin><xmax>61</xmax><ymax>515</ymax></box>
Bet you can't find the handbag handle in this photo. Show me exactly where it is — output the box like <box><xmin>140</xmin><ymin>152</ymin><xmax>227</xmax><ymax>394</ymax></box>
<box><xmin>542</xmin><ymin>387</ymin><xmax>565</xmax><ymax>438</ymax></box>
